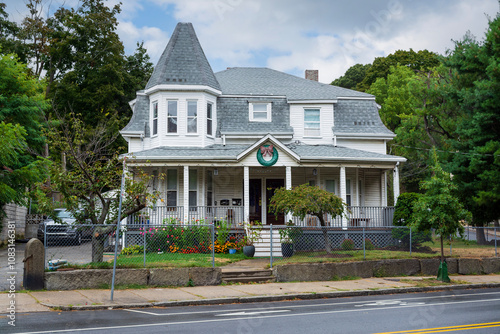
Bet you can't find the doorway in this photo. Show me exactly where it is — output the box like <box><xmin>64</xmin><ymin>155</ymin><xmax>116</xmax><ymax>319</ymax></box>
<box><xmin>249</xmin><ymin>179</ymin><xmax>262</xmax><ymax>223</ymax></box>
<box><xmin>266</xmin><ymin>179</ymin><xmax>285</xmax><ymax>225</ymax></box>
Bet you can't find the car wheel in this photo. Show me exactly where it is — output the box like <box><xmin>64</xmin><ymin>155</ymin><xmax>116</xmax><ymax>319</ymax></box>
<box><xmin>74</xmin><ymin>232</ymin><xmax>82</xmax><ymax>245</ymax></box>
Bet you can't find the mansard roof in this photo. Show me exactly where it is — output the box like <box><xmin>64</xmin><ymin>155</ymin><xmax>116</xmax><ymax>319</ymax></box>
<box><xmin>145</xmin><ymin>22</ymin><xmax>221</xmax><ymax>91</ymax></box>
<box><xmin>215</xmin><ymin>67</ymin><xmax>371</xmax><ymax>100</ymax></box>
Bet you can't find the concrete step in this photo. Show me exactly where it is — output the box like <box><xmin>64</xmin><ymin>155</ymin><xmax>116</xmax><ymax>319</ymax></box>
<box><xmin>221</xmin><ymin>269</ymin><xmax>276</xmax><ymax>283</ymax></box>
<box><xmin>222</xmin><ymin>276</ymin><xmax>276</xmax><ymax>284</ymax></box>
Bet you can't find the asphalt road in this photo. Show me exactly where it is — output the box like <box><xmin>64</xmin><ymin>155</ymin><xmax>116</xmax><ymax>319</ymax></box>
<box><xmin>3</xmin><ymin>288</ymin><xmax>500</xmax><ymax>334</ymax></box>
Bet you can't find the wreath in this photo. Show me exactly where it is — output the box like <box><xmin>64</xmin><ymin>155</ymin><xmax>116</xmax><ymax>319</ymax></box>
<box><xmin>257</xmin><ymin>144</ymin><xmax>278</xmax><ymax>166</ymax></box>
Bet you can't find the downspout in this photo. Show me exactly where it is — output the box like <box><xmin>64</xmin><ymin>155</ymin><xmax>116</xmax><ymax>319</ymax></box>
<box><xmin>333</xmin><ymin>134</ymin><xmax>337</xmax><ymax>147</ymax></box>
<box><xmin>222</xmin><ymin>134</ymin><xmax>226</xmax><ymax>147</ymax></box>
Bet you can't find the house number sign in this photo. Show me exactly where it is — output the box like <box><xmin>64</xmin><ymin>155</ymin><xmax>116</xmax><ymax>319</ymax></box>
<box><xmin>257</xmin><ymin>144</ymin><xmax>278</xmax><ymax>166</ymax></box>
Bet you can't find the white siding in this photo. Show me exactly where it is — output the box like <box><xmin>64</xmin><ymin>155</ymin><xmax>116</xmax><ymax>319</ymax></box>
<box><xmin>239</xmin><ymin>145</ymin><xmax>299</xmax><ymax>167</ymax></box>
<box><xmin>336</xmin><ymin>139</ymin><xmax>387</xmax><ymax>155</ymax></box>
<box><xmin>364</xmin><ymin>170</ymin><xmax>382</xmax><ymax>206</ymax></box>
<box><xmin>290</xmin><ymin>103</ymin><xmax>334</xmax><ymax>145</ymax></box>
<box><xmin>213</xmin><ymin>168</ymin><xmax>243</xmax><ymax>203</ymax></box>
<box><xmin>128</xmin><ymin>138</ymin><xmax>142</xmax><ymax>152</ymax></box>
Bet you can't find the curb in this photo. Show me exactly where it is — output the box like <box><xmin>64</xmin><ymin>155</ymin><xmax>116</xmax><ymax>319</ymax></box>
<box><xmin>39</xmin><ymin>282</ymin><xmax>500</xmax><ymax>311</ymax></box>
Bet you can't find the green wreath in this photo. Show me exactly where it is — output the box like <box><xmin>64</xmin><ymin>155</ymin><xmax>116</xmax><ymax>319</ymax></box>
<box><xmin>257</xmin><ymin>145</ymin><xmax>279</xmax><ymax>166</ymax></box>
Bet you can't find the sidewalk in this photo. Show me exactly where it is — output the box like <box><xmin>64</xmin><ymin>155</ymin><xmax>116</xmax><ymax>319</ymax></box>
<box><xmin>3</xmin><ymin>274</ymin><xmax>500</xmax><ymax>313</ymax></box>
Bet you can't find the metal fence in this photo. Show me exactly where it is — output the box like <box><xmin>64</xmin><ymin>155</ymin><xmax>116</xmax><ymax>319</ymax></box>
<box><xmin>39</xmin><ymin>223</ymin><xmax>498</xmax><ymax>270</ymax></box>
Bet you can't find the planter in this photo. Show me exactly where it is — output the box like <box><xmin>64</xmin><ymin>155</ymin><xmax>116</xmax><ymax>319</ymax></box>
<box><xmin>243</xmin><ymin>245</ymin><xmax>255</xmax><ymax>257</ymax></box>
<box><xmin>281</xmin><ymin>243</ymin><xmax>294</xmax><ymax>257</ymax></box>
<box><xmin>228</xmin><ymin>249</ymin><xmax>236</xmax><ymax>254</ymax></box>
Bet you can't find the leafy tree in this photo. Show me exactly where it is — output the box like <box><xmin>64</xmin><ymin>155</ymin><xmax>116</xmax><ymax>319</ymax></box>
<box><xmin>358</xmin><ymin>49</ymin><xmax>440</xmax><ymax>91</ymax></box>
<box><xmin>268</xmin><ymin>184</ymin><xmax>346</xmax><ymax>253</ymax></box>
<box><xmin>331</xmin><ymin>63</ymin><xmax>371</xmax><ymax>90</ymax></box>
<box><xmin>391</xmin><ymin>192</ymin><xmax>432</xmax><ymax>248</ymax></box>
<box><xmin>0</xmin><ymin>3</ymin><xmax>29</xmax><ymax>61</ymax></box>
<box><xmin>445</xmin><ymin>14</ymin><xmax>500</xmax><ymax>241</ymax></box>
<box><xmin>0</xmin><ymin>53</ymin><xmax>48</xmax><ymax>226</ymax></box>
<box><xmin>411</xmin><ymin>149</ymin><xmax>471</xmax><ymax>264</ymax></box>
<box><xmin>36</xmin><ymin>113</ymin><xmax>160</xmax><ymax>262</ymax></box>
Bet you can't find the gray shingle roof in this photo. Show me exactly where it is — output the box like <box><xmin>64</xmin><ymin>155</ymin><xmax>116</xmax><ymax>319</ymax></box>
<box><xmin>145</xmin><ymin>23</ymin><xmax>221</xmax><ymax>91</ymax></box>
<box><xmin>333</xmin><ymin>99</ymin><xmax>395</xmax><ymax>136</ymax></box>
<box><xmin>121</xmin><ymin>94</ymin><xmax>150</xmax><ymax>136</ymax></box>
<box><xmin>215</xmin><ymin>67</ymin><xmax>372</xmax><ymax>100</ymax></box>
<box><xmin>217</xmin><ymin>97</ymin><xmax>293</xmax><ymax>136</ymax></box>
<box><xmin>126</xmin><ymin>143</ymin><xmax>405</xmax><ymax>162</ymax></box>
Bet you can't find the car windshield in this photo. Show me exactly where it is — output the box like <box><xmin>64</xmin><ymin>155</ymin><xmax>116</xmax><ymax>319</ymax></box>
<box><xmin>52</xmin><ymin>210</ymin><xmax>75</xmax><ymax>219</ymax></box>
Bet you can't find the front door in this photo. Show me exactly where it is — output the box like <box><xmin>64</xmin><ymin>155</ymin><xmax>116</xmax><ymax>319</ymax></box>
<box><xmin>249</xmin><ymin>179</ymin><xmax>262</xmax><ymax>223</ymax></box>
<box><xmin>266</xmin><ymin>179</ymin><xmax>285</xmax><ymax>225</ymax></box>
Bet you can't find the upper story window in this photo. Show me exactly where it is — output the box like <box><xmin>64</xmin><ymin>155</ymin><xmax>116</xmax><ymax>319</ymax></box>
<box><xmin>152</xmin><ymin>101</ymin><xmax>158</xmax><ymax>136</ymax></box>
<box><xmin>304</xmin><ymin>108</ymin><xmax>320</xmax><ymax>137</ymax></box>
<box><xmin>167</xmin><ymin>100</ymin><xmax>177</xmax><ymax>133</ymax></box>
<box><xmin>187</xmin><ymin>100</ymin><xmax>198</xmax><ymax>133</ymax></box>
<box><xmin>249</xmin><ymin>102</ymin><xmax>271</xmax><ymax>122</ymax></box>
<box><xmin>207</xmin><ymin>103</ymin><xmax>213</xmax><ymax>136</ymax></box>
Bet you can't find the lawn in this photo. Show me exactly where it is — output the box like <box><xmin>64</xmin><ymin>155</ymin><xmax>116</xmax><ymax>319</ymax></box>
<box><xmin>422</xmin><ymin>237</ymin><xmax>498</xmax><ymax>258</ymax></box>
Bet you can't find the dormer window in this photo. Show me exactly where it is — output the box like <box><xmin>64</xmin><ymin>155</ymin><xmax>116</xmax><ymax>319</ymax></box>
<box><xmin>249</xmin><ymin>102</ymin><xmax>271</xmax><ymax>122</ymax></box>
<box><xmin>304</xmin><ymin>108</ymin><xmax>320</xmax><ymax>137</ymax></box>
<box><xmin>152</xmin><ymin>101</ymin><xmax>158</xmax><ymax>136</ymax></box>
<box><xmin>207</xmin><ymin>103</ymin><xmax>213</xmax><ymax>136</ymax></box>
<box><xmin>187</xmin><ymin>100</ymin><xmax>197</xmax><ymax>133</ymax></box>
<box><xmin>167</xmin><ymin>100</ymin><xmax>177</xmax><ymax>133</ymax></box>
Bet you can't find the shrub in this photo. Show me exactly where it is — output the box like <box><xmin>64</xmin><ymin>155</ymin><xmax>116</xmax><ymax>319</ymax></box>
<box><xmin>121</xmin><ymin>245</ymin><xmax>144</xmax><ymax>255</ymax></box>
<box><xmin>341</xmin><ymin>238</ymin><xmax>355</xmax><ymax>251</ymax></box>
<box><xmin>364</xmin><ymin>238</ymin><xmax>375</xmax><ymax>250</ymax></box>
<box><xmin>392</xmin><ymin>192</ymin><xmax>432</xmax><ymax>248</ymax></box>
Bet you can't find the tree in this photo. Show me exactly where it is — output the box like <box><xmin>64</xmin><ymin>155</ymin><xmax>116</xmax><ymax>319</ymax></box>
<box><xmin>411</xmin><ymin>150</ymin><xmax>471</xmax><ymax>275</ymax></box>
<box><xmin>391</xmin><ymin>192</ymin><xmax>432</xmax><ymax>248</ymax></box>
<box><xmin>36</xmin><ymin>113</ymin><xmax>160</xmax><ymax>262</ymax></box>
<box><xmin>358</xmin><ymin>49</ymin><xmax>440</xmax><ymax>91</ymax></box>
<box><xmin>268</xmin><ymin>184</ymin><xmax>346</xmax><ymax>254</ymax></box>
<box><xmin>0</xmin><ymin>53</ymin><xmax>48</xmax><ymax>225</ymax></box>
<box><xmin>331</xmin><ymin>63</ymin><xmax>371</xmax><ymax>90</ymax></box>
<box><xmin>445</xmin><ymin>14</ymin><xmax>500</xmax><ymax>240</ymax></box>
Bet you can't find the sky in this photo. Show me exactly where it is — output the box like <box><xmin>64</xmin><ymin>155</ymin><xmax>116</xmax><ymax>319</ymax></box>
<box><xmin>3</xmin><ymin>0</ymin><xmax>499</xmax><ymax>83</ymax></box>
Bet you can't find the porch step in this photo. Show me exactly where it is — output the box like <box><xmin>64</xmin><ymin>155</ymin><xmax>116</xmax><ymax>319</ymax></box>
<box><xmin>221</xmin><ymin>269</ymin><xmax>275</xmax><ymax>284</ymax></box>
<box><xmin>254</xmin><ymin>229</ymin><xmax>282</xmax><ymax>257</ymax></box>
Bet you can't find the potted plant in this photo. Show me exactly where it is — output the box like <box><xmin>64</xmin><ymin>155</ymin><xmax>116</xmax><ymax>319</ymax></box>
<box><xmin>279</xmin><ymin>221</ymin><xmax>303</xmax><ymax>257</ymax></box>
<box><xmin>241</xmin><ymin>221</ymin><xmax>262</xmax><ymax>257</ymax></box>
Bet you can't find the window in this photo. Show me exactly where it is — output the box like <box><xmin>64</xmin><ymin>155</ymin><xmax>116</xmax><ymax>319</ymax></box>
<box><xmin>346</xmin><ymin>179</ymin><xmax>351</xmax><ymax>206</ymax></box>
<box><xmin>206</xmin><ymin>170</ymin><xmax>213</xmax><ymax>208</ymax></box>
<box><xmin>187</xmin><ymin>100</ymin><xmax>197</xmax><ymax>133</ymax></box>
<box><xmin>189</xmin><ymin>169</ymin><xmax>198</xmax><ymax>210</ymax></box>
<box><xmin>325</xmin><ymin>180</ymin><xmax>335</xmax><ymax>194</ymax></box>
<box><xmin>167</xmin><ymin>100</ymin><xmax>177</xmax><ymax>133</ymax></box>
<box><xmin>207</xmin><ymin>103</ymin><xmax>213</xmax><ymax>136</ymax></box>
<box><xmin>304</xmin><ymin>108</ymin><xmax>320</xmax><ymax>136</ymax></box>
<box><xmin>152</xmin><ymin>101</ymin><xmax>158</xmax><ymax>136</ymax></box>
<box><xmin>249</xmin><ymin>102</ymin><xmax>271</xmax><ymax>122</ymax></box>
<box><xmin>166</xmin><ymin>169</ymin><xmax>177</xmax><ymax>207</ymax></box>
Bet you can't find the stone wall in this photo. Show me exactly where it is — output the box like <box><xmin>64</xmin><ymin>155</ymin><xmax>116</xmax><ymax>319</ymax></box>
<box><xmin>1</xmin><ymin>204</ymin><xmax>27</xmax><ymax>241</ymax></box>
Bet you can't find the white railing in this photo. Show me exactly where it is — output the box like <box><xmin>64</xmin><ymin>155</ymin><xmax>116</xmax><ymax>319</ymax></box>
<box><xmin>292</xmin><ymin>206</ymin><xmax>395</xmax><ymax>227</ymax></box>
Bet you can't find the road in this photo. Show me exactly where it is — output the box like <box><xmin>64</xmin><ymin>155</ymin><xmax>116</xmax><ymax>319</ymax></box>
<box><xmin>2</xmin><ymin>288</ymin><xmax>500</xmax><ymax>333</ymax></box>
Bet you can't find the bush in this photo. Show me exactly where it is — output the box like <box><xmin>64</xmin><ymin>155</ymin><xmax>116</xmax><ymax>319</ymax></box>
<box><xmin>144</xmin><ymin>220</ymin><xmax>211</xmax><ymax>253</ymax></box>
<box><xmin>121</xmin><ymin>245</ymin><xmax>144</xmax><ymax>255</ymax></box>
<box><xmin>364</xmin><ymin>238</ymin><xmax>375</xmax><ymax>250</ymax></box>
<box><xmin>341</xmin><ymin>238</ymin><xmax>355</xmax><ymax>251</ymax></box>
<box><xmin>392</xmin><ymin>192</ymin><xmax>432</xmax><ymax>248</ymax></box>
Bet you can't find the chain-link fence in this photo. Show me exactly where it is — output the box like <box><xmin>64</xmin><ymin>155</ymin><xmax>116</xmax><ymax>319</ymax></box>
<box><xmin>38</xmin><ymin>222</ymin><xmax>498</xmax><ymax>270</ymax></box>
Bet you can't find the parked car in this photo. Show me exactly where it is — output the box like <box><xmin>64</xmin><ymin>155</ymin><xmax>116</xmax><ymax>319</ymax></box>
<box><xmin>37</xmin><ymin>209</ymin><xmax>92</xmax><ymax>245</ymax></box>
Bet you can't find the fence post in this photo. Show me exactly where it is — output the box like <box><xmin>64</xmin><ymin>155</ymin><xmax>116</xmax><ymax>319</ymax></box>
<box><xmin>270</xmin><ymin>224</ymin><xmax>273</xmax><ymax>269</ymax></box>
<box><xmin>143</xmin><ymin>228</ymin><xmax>146</xmax><ymax>268</ymax></box>
<box><xmin>44</xmin><ymin>223</ymin><xmax>47</xmax><ymax>270</ymax></box>
<box><xmin>495</xmin><ymin>227</ymin><xmax>497</xmax><ymax>258</ymax></box>
<box><xmin>211</xmin><ymin>223</ymin><xmax>215</xmax><ymax>268</ymax></box>
<box><xmin>467</xmin><ymin>225</ymin><xmax>470</xmax><ymax>241</ymax></box>
<box><xmin>409</xmin><ymin>226</ymin><xmax>412</xmax><ymax>256</ymax></box>
<box><xmin>450</xmin><ymin>234</ymin><xmax>452</xmax><ymax>257</ymax></box>
<box><xmin>363</xmin><ymin>227</ymin><xmax>365</xmax><ymax>260</ymax></box>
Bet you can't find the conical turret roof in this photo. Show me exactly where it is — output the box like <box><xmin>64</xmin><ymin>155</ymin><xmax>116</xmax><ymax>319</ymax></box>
<box><xmin>145</xmin><ymin>22</ymin><xmax>221</xmax><ymax>91</ymax></box>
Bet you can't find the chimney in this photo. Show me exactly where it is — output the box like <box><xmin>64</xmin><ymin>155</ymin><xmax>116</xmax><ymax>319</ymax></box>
<box><xmin>305</xmin><ymin>70</ymin><xmax>318</xmax><ymax>81</ymax></box>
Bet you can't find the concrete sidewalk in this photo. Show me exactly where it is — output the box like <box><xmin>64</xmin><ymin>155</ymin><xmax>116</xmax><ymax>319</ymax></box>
<box><xmin>3</xmin><ymin>274</ymin><xmax>500</xmax><ymax>313</ymax></box>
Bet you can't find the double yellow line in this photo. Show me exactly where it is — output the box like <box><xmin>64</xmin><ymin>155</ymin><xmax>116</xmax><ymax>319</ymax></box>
<box><xmin>374</xmin><ymin>321</ymin><xmax>500</xmax><ymax>333</ymax></box>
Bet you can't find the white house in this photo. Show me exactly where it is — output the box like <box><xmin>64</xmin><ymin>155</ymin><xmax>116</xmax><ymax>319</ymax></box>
<box><xmin>120</xmin><ymin>22</ymin><xmax>406</xmax><ymax>229</ymax></box>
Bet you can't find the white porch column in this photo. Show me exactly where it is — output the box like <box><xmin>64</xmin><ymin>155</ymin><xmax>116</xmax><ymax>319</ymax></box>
<box><xmin>200</xmin><ymin>167</ymin><xmax>206</xmax><ymax>208</ymax></box>
<box><xmin>285</xmin><ymin>166</ymin><xmax>292</xmax><ymax>223</ymax></box>
<box><xmin>243</xmin><ymin>166</ymin><xmax>250</xmax><ymax>223</ymax></box>
<box><xmin>355</xmin><ymin>168</ymin><xmax>359</xmax><ymax>206</ymax></box>
<box><xmin>393</xmin><ymin>163</ymin><xmax>400</xmax><ymax>205</ymax></box>
<box><xmin>381</xmin><ymin>170</ymin><xmax>388</xmax><ymax>207</ymax></box>
<box><xmin>183</xmin><ymin>166</ymin><xmax>189</xmax><ymax>223</ymax></box>
<box><xmin>340</xmin><ymin>166</ymin><xmax>347</xmax><ymax>229</ymax></box>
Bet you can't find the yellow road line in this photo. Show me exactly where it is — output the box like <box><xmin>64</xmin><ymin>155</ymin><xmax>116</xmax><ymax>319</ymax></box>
<box><xmin>374</xmin><ymin>321</ymin><xmax>500</xmax><ymax>334</ymax></box>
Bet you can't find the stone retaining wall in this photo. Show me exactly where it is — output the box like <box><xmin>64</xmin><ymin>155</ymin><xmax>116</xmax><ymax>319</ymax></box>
<box><xmin>43</xmin><ymin>258</ymin><xmax>500</xmax><ymax>290</ymax></box>
<box><xmin>273</xmin><ymin>258</ymin><xmax>500</xmax><ymax>282</ymax></box>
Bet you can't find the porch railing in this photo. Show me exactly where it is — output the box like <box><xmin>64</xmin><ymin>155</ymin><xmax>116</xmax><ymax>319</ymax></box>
<box><xmin>126</xmin><ymin>206</ymin><xmax>183</xmax><ymax>227</ymax></box>
<box><xmin>292</xmin><ymin>206</ymin><xmax>395</xmax><ymax>228</ymax></box>
<box><xmin>188</xmin><ymin>206</ymin><xmax>244</xmax><ymax>226</ymax></box>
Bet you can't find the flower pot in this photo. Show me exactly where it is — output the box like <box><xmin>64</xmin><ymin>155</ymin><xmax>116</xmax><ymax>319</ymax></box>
<box><xmin>229</xmin><ymin>248</ymin><xmax>236</xmax><ymax>254</ymax></box>
<box><xmin>281</xmin><ymin>243</ymin><xmax>294</xmax><ymax>257</ymax></box>
<box><xmin>243</xmin><ymin>245</ymin><xmax>255</xmax><ymax>257</ymax></box>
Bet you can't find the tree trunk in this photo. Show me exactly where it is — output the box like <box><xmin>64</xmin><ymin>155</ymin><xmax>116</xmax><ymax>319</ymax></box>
<box><xmin>475</xmin><ymin>223</ymin><xmax>488</xmax><ymax>245</ymax></box>
<box><xmin>317</xmin><ymin>214</ymin><xmax>332</xmax><ymax>254</ymax></box>
<box><xmin>440</xmin><ymin>234</ymin><xmax>444</xmax><ymax>263</ymax></box>
<box><xmin>91</xmin><ymin>235</ymin><xmax>105</xmax><ymax>263</ymax></box>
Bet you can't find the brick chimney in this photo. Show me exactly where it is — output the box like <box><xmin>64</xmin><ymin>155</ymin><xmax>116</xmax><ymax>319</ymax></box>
<box><xmin>305</xmin><ymin>70</ymin><xmax>318</xmax><ymax>81</ymax></box>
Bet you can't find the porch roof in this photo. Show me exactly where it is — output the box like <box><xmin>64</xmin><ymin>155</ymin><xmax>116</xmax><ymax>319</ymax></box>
<box><xmin>126</xmin><ymin>143</ymin><xmax>406</xmax><ymax>163</ymax></box>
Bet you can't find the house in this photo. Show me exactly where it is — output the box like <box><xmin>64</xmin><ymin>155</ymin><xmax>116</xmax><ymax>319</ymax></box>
<box><xmin>120</xmin><ymin>22</ymin><xmax>406</xmax><ymax>230</ymax></box>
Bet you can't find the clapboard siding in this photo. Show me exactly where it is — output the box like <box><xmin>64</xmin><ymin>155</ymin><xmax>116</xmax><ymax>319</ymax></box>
<box><xmin>336</xmin><ymin>139</ymin><xmax>387</xmax><ymax>155</ymax></box>
<box><xmin>290</xmin><ymin>103</ymin><xmax>334</xmax><ymax>145</ymax></box>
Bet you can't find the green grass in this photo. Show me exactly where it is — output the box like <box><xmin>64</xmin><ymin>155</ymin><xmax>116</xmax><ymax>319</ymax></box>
<box><xmin>422</xmin><ymin>238</ymin><xmax>494</xmax><ymax>249</ymax></box>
